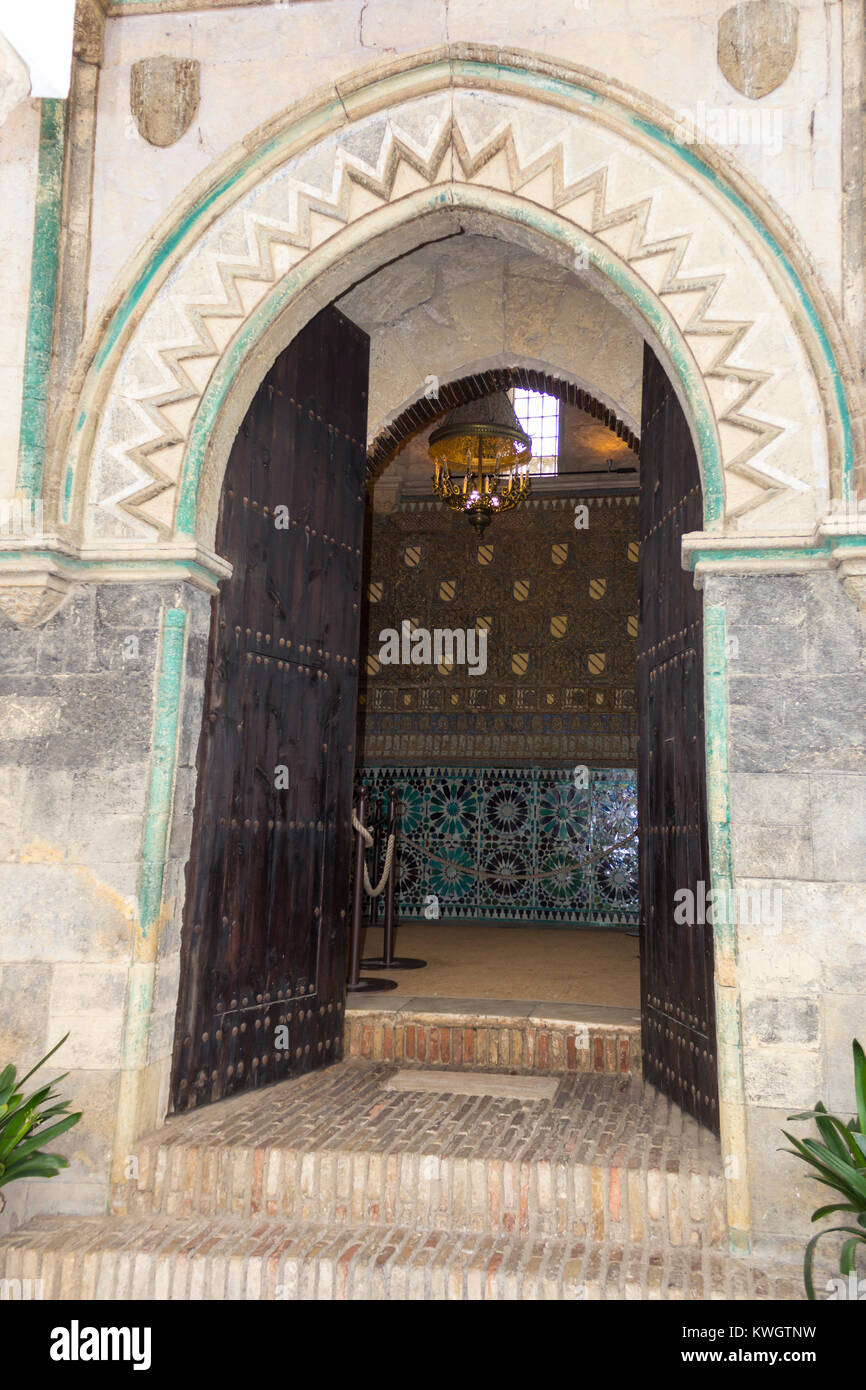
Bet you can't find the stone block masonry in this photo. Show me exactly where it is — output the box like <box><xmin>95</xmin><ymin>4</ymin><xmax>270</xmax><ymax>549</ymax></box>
<box><xmin>704</xmin><ymin>571</ymin><xmax>866</xmax><ymax>1258</ymax></box>
<box><xmin>0</xmin><ymin>581</ymin><xmax>211</xmax><ymax>1233</ymax></box>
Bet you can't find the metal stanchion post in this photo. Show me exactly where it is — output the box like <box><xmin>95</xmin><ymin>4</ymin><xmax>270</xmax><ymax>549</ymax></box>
<box><xmin>362</xmin><ymin>791</ymin><xmax>426</xmax><ymax>971</ymax></box>
<box><xmin>347</xmin><ymin>785</ymin><xmax>397</xmax><ymax>993</ymax></box>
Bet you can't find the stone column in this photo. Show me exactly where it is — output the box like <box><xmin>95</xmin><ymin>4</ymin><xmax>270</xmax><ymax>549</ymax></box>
<box><xmin>704</xmin><ymin>570</ymin><xmax>866</xmax><ymax>1259</ymax></box>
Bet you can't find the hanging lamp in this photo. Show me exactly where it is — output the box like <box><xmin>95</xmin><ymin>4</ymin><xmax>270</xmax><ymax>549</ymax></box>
<box><xmin>428</xmin><ymin>392</ymin><xmax>532</xmax><ymax>532</ymax></box>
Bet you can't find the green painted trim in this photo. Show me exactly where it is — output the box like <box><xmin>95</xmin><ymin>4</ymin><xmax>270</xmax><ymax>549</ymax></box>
<box><xmin>16</xmin><ymin>99</ymin><xmax>66</xmax><ymax>500</ymax></box>
<box><xmin>686</xmin><ymin>534</ymin><xmax>866</xmax><ymax>570</ymax></box>
<box><xmin>176</xmin><ymin>185</ymin><xmax>723</xmax><ymax>534</ymax></box>
<box><xmin>70</xmin><ymin>57</ymin><xmax>855</xmax><ymax>526</ymax></box>
<box><xmin>136</xmin><ymin>605</ymin><xmax>187</xmax><ymax>938</ymax></box>
<box><xmin>0</xmin><ymin>549</ymin><xmax>225</xmax><ymax>586</ymax></box>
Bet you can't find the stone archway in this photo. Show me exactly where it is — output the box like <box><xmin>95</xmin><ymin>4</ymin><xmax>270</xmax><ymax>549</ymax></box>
<box><xmin>366</xmin><ymin>366</ymin><xmax>641</xmax><ymax>477</ymax></box>
<box><xmin>47</xmin><ymin>49</ymin><xmax>858</xmax><ymax>559</ymax></box>
<box><xmin>23</xmin><ymin>47</ymin><xmax>865</xmax><ymax>1250</ymax></box>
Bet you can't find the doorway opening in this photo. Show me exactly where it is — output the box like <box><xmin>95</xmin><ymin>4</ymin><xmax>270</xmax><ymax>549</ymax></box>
<box><xmin>171</xmin><ymin>232</ymin><xmax>718</xmax><ymax>1136</ymax></box>
<box><xmin>353</xmin><ymin>368</ymin><xmax>642</xmax><ymax>1015</ymax></box>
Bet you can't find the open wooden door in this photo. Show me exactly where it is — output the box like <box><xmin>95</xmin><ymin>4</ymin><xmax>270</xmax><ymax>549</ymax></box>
<box><xmin>171</xmin><ymin>304</ymin><xmax>369</xmax><ymax>1111</ymax></box>
<box><xmin>637</xmin><ymin>344</ymin><xmax>719</xmax><ymax>1133</ymax></box>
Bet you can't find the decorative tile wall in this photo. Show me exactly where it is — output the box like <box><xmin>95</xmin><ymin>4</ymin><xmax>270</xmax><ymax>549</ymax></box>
<box><xmin>357</xmin><ymin>496</ymin><xmax>638</xmax><ymax>766</ymax></box>
<box><xmin>357</xmin><ymin>764</ymin><xmax>638</xmax><ymax>929</ymax></box>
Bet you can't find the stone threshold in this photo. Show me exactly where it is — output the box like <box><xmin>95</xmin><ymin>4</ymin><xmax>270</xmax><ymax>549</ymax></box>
<box><xmin>345</xmin><ymin>995</ymin><xmax>641</xmax><ymax>1073</ymax></box>
<box><xmin>0</xmin><ymin>1213</ymin><xmax>804</xmax><ymax>1301</ymax></box>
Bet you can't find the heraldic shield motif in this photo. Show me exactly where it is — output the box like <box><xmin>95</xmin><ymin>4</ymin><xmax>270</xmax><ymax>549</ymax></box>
<box><xmin>130</xmin><ymin>56</ymin><xmax>201</xmax><ymax>148</ymax></box>
<box><xmin>717</xmin><ymin>0</ymin><xmax>798</xmax><ymax>99</ymax></box>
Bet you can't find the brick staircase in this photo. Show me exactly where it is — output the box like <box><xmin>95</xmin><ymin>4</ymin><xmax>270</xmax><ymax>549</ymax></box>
<box><xmin>0</xmin><ymin>1009</ymin><xmax>804</xmax><ymax>1301</ymax></box>
<box><xmin>343</xmin><ymin>996</ymin><xmax>641</xmax><ymax>1076</ymax></box>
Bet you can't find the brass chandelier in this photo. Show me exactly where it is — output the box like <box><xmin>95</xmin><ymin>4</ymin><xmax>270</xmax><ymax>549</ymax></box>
<box><xmin>429</xmin><ymin>393</ymin><xmax>532</xmax><ymax>532</ymax></box>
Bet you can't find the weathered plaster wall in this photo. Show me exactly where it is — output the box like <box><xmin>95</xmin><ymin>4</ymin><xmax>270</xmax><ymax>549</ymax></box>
<box><xmin>704</xmin><ymin>569</ymin><xmax>866</xmax><ymax>1256</ymax></box>
<box><xmin>87</xmin><ymin>0</ymin><xmax>845</xmax><ymax>330</ymax></box>
<box><xmin>0</xmin><ymin>581</ymin><xmax>210</xmax><ymax>1232</ymax></box>
<box><xmin>0</xmin><ymin>99</ymin><xmax>40</xmax><ymax>501</ymax></box>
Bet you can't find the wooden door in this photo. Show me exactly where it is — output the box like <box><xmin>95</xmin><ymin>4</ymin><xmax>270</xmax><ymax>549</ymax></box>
<box><xmin>171</xmin><ymin>305</ymin><xmax>370</xmax><ymax>1111</ymax></box>
<box><xmin>637</xmin><ymin>344</ymin><xmax>719</xmax><ymax>1133</ymax></box>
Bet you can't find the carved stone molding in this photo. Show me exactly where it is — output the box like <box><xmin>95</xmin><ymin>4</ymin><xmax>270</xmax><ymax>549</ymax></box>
<box><xmin>0</xmin><ymin>567</ymin><xmax>74</xmax><ymax>628</ymax></box>
<box><xmin>80</xmin><ymin>85</ymin><xmax>829</xmax><ymax>545</ymax></box>
<box><xmin>0</xmin><ymin>539</ymin><xmax>231</xmax><ymax>626</ymax></box>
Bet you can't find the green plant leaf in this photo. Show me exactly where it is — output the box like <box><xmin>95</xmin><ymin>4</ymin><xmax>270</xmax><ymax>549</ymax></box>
<box><xmin>8</xmin><ymin>1111</ymin><xmax>81</xmax><ymax>1162</ymax></box>
<box><xmin>854</xmin><ymin>1040</ymin><xmax>866</xmax><ymax>1138</ymax></box>
<box><xmin>0</xmin><ymin>1065</ymin><xmax>17</xmax><ymax>1106</ymax></box>
<box><xmin>781</xmin><ymin>1135</ymin><xmax>858</xmax><ymax>1196</ymax></box>
<box><xmin>812</xmin><ymin>1203</ymin><xmax>859</xmax><ymax>1220</ymax></box>
<box><xmin>15</xmin><ymin>1035</ymin><xmax>69</xmax><ymax>1090</ymax></box>
<box><xmin>840</xmin><ymin>1237</ymin><xmax>862</xmax><ymax>1277</ymax></box>
<box><xmin>803</xmin><ymin>1226</ymin><xmax>866</xmax><ymax>1300</ymax></box>
<box><xmin>0</xmin><ymin>1037</ymin><xmax>81</xmax><ymax>1196</ymax></box>
<box><xmin>0</xmin><ymin>1091</ymin><xmax>22</xmax><ymax>1119</ymax></box>
<box><xmin>811</xmin><ymin>1111</ymin><xmax>866</xmax><ymax>1168</ymax></box>
<box><xmin>0</xmin><ymin>1109</ymin><xmax>36</xmax><ymax>1160</ymax></box>
<box><xmin>0</xmin><ymin>1085</ymin><xmax>56</xmax><ymax>1135</ymax></box>
<box><xmin>796</xmin><ymin>1139</ymin><xmax>866</xmax><ymax>1200</ymax></box>
<box><xmin>0</xmin><ymin>1155</ymin><xmax>69</xmax><ymax>1187</ymax></box>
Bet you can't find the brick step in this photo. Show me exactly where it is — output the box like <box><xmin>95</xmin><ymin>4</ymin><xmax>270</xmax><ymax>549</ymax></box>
<box><xmin>111</xmin><ymin>1064</ymin><xmax>725</xmax><ymax>1250</ymax></box>
<box><xmin>0</xmin><ymin>1214</ymin><xmax>803</xmax><ymax>1301</ymax></box>
<box><xmin>344</xmin><ymin>997</ymin><xmax>640</xmax><ymax>1075</ymax></box>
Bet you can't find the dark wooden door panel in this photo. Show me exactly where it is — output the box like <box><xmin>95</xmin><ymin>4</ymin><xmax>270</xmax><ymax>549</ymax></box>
<box><xmin>171</xmin><ymin>305</ymin><xmax>369</xmax><ymax>1111</ymax></box>
<box><xmin>638</xmin><ymin>343</ymin><xmax>719</xmax><ymax>1133</ymax></box>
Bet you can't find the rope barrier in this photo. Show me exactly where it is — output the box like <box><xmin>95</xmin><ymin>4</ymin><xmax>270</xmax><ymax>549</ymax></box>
<box><xmin>352</xmin><ymin>809</ymin><xmax>396</xmax><ymax>897</ymax></box>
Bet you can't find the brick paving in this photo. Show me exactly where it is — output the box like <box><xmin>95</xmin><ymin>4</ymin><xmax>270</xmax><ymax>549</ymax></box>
<box><xmin>111</xmin><ymin>1062</ymin><xmax>724</xmax><ymax>1248</ymax></box>
<box><xmin>0</xmin><ymin>1214</ymin><xmax>803</xmax><ymax>1301</ymax></box>
<box><xmin>0</xmin><ymin>1061</ymin><xmax>806</xmax><ymax>1299</ymax></box>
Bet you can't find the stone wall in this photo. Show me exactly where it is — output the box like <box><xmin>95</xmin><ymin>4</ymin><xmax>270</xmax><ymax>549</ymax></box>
<box><xmin>0</xmin><ymin>580</ymin><xmax>210</xmax><ymax>1232</ymax></box>
<box><xmin>704</xmin><ymin>570</ymin><xmax>866</xmax><ymax>1256</ymax></box>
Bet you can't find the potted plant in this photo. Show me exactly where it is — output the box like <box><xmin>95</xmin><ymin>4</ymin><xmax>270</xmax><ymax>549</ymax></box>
<box><xmin>783</xmin><ymin>1038</ymin><xmax>866</xmax><ymax>1299</ymax></box>
<box><xmin>0</xmin><ymin>1035</ymin><xmax>82</xmax><ymax>1212</ymax></box>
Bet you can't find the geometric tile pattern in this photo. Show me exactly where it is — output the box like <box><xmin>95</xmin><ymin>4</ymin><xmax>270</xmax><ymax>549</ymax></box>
<box><xmin>357</xmin><ymin>764</ymin><xmax>638</xmax><ymax>928</ymax></box>
<box><xmin>358</xmin><ymin>495</ymin><xmax>638</xmax><ymax>766</ymax></box>
<box><xmin>79</xmin><ymin>79</ymin><xmax>827</xmax><ymax>543</ymax></box>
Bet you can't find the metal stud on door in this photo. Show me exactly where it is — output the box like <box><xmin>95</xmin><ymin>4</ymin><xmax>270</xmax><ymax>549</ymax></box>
<box><xmin>171</xmin><ymin>305</ymin><xmax>370</xmax><ymax>1110</ymax></box>
<box><xmin>637</xmin><ymin>344</ymin><xmax>719</xmax><ymax>1134</ymax></box>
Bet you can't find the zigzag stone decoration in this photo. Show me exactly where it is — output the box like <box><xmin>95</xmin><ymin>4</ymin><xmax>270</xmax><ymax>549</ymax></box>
<box><xmin>84</xmin><ymin>88</ymin><xmax>825</xmax><ymax>542</ymax></box>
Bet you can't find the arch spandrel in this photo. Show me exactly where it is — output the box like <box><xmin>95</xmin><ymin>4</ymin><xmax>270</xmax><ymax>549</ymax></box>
<box><xmin>56</xmin><ymin>55</ymin><xmax>856</xmax><ymax>571</ymax></box>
